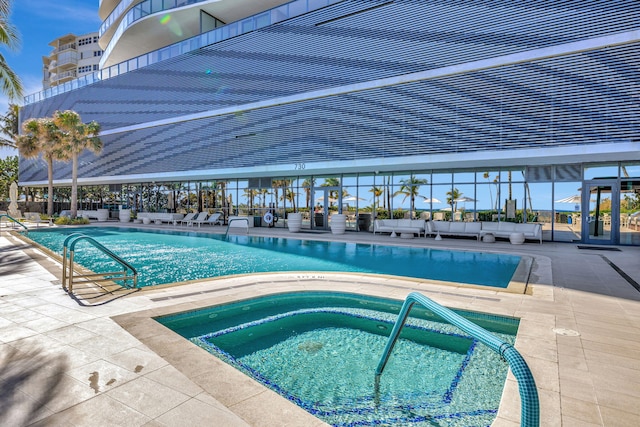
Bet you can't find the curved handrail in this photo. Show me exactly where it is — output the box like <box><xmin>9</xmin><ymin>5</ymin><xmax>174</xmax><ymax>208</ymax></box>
<box><xmin>376</xmin><ymin>292</ymin><xmax>539</xmax><ymax>427</ymax></box>
<box><xmin>62</xmin><ymin>233</ymin><xmax>138</xmax><ymax>291</ymax></box>
<box><xmin>0</xmin><ymin>214</ymin><xmax>29</xmax><ymax>231</ymax></box>
<box><xmin>225</xmin><ymin>217</ymin><xmax>249</xmax><ymax>239</ymax></box>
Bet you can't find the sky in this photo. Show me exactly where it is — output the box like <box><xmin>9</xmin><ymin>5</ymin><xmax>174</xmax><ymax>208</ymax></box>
<box><xmin>0</xmin><ymin>0</ymin><xmax>101</xmax><ymax>159</ymax></box>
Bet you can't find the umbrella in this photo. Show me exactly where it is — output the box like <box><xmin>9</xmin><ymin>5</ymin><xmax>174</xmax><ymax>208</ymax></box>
<box><xmin>555</xmin><ymin>195</ymin><xmax>581</xmax><ymax>204</ymax></box>
<box><xmin>316</xmin><ymin>196</ymin><xmax>338</xmax><ymax>205</ymax></box>
<box><xmin>343</xmin><ymin>196</ymin><xmax>366</xmax><ymax>202</ymax></box>
<box><xmin>422</xmin><ymin>197</ymin><xmax>442</xmax><ymax>203</ymax></box>
<box><xmin>454</xmin><ymin>196</ymin><xmax>476</xmax><ymax>203</ymax></box>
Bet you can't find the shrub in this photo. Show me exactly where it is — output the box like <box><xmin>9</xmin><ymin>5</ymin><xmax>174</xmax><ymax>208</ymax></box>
<box><xmin>54</xmin><ymin>217</ymin><xmax>90</xmax><ymax>225</ymax></box>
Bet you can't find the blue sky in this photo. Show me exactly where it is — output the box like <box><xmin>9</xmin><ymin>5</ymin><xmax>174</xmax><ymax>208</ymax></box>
<box><xmin>1</xmin><ymin>0</ymin><xmax>100</xmax><ymax>158</ymax></box>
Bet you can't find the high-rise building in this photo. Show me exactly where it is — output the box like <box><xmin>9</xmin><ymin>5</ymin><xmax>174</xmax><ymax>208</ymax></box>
<box><xmin>20</xmin><ymin>0</ymin><xmax>640</xmax><ymax>245</ymax></box>
<box><xmin>42</xmin><ymin>32</ymin><xmax>102</xmax><ymax>89</ymax></box>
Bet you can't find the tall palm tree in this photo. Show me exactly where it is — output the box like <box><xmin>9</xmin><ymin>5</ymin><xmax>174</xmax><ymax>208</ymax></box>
<box><xmin>0</xmin><ymin>103</ymin><xmax>18</xmax><ymax>147</ymax></box>
<box><xmin>446</xmin><ymin>187</ymin><xmax>462</xmax><ymax>215</ymax></box>
<box><xmin>301</xmin><ymin>178</ymin><xmax>315</xmax><ymax>211</ymax></box>
<box><xmin>15</xmin><ymin>118</ymin><xmax>66</xmax><ymax>216</ymax></box>
<box><xmin>393</xmin><ymin>177</ymin><xmax>428</xmax><ymax>215</ymax></box>
<box><xmin>0</xmin><ymin>1</ymin><xmax>23</xmax><ymax>101</ymax></box>
<box><xmin>53</xmin><ymin>110</ymin><xmax>102</xmax><ymax>218</ymax></box>
<box><xmin>321</xmin><ymin>177</ymin><xmax>340</xmax><ymax>206</ymax></box>
<box><xmin>369</xmin><ymin>186</ymin><xmax>383</xmax><ymax>210</ymax></box>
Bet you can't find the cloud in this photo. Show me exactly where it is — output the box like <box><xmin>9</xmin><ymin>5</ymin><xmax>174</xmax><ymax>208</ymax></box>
<box><xmin>16</xmin><ymin>0</ymin><xmax>101</xmax><ymax>27</ymax></box>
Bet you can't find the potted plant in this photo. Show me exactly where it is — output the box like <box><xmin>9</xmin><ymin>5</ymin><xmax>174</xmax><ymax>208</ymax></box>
<box><xmin>288</xmin><ymin>211</ymin><xmax>302</xmax><ymax>232</ymax></box>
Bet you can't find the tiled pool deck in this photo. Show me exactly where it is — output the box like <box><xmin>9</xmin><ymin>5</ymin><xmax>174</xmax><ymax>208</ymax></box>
<box><xmin>1</xmin><ymin>223</ymin><xmax>639</xmax><ymax>426</ymax></box>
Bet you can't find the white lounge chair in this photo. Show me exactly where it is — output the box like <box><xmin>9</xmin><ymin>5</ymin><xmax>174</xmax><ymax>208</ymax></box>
<box><xmin>199</xmin><ymin>212</ymin><xmax>222</xmax><ymax>226</ymax></box>
<box><xmin>186</xmin><ymin>212</ymin><xmax>208</xmax><ymax>227</ymax></box>
<box><xmin>179</xmin><ymin>212</ymin><xmax>198</xmax><ymax>226</ymax></box>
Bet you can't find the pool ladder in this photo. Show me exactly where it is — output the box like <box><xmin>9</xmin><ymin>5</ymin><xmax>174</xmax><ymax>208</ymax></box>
<box><xmin>0</xmin><ymin>214</ymin><xmax>29</xmax><ymax>232</ymax></box>
<box><xmin>224</xmin><ymin>217</ymin><xmax>249</xmax><ymax>239</ymax></box>
<box><xmin>62</xmin><ymin>233</ymin><xmax>138</xmax><ymax>293</ymax></box>
<box><xmin>375</xmin><ymin>292</ymin><xmax>539</xmax><ymax>427</ymax></box>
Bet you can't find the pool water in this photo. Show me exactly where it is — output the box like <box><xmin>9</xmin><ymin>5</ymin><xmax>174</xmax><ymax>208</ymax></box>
<box><xmin>25</xmin><ymin>227</ymin><xmax>521</xmax><ymax>288</ymax></box>
<box><xmin>158</xmin><ymin>292</ymin><xmax>519</xmax><ymax>427</ymax></box>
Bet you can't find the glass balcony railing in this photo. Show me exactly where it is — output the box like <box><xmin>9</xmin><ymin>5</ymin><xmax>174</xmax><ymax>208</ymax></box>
<box><xmin>25</xmin><ymin>0</ymin><xmax>341</xmax><ymax>105</ymax></box>
<box><xmin>100</xmin><ymin>0</ymin><xmax>215</xmax><ymax>69</ymax></box>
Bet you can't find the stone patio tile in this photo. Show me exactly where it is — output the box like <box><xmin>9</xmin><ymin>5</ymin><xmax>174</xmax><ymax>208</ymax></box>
<box><xmin>105</xmin><ymin>346</ymin><xmax>169</xmax><ymax>375</ymax></box>
<box><xmin>46</xmin><ymin>393</ymin><xmax>151</xmax><ymax>426</ymax></box>
<box><xmin>45</xmin><ymin>324</ymin><xmax>100</xmax><ymax>345</ymax></box>
<box><xmin>154</xmin><ymin>396</ymin><xmax>250</xmax><ymax>427</ymax></box>
<box><xmin>0</xmin><ymin>388</ymin><xmax>54</xmax><ymax>427</ymax></box>
<box><xmin>23</xmin><ymin>374</ymin><xmax>96</xmax><ymax>413</ymax></box>
<box><xmin>0</xmin><ymin>324</ymin><xmax>39</xmax><ymax>343</ymax></box>
<box><xmin>21</xmin><ymin>316</ymin><xmax>69</xmax><ymax>333</ymax></box>
<box><xmin>142</xmin><ymin>364</ymin><xmax>204</xmax><ymax>397</ymax></box>
<box><xmin>230</xmin><ymin>389</ymin><xmax>328</xmax><ymax>427</ymax></box>
<box><xmin>107</xmin><ymin>376</ymin><xmax>191</xmax><ymax>418</ymax></box>
<box><xmin>560</xmin><ymin>395</ymin><xmax>603</xmax><ymax>425</ymax></box>
<box><xmin>600</xmin><ymin>405</ymin><xmax>640</xmax><ymax>427</ymax></box>
<box><xmin>66</xmin><ymin>359</ymin><xmax>140</xmax><ymax>395</ymax></box>
<box><xmin>70</xmin><ymin>333</ymin><xmax>140</xmax><ymax>359</ymax></box>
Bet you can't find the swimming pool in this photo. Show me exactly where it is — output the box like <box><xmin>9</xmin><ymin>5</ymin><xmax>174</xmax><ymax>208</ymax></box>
<box><xmin>157</xmin><ymin>291</ymin><xmax>519</xmax><ymax>426</ymax></box>
<box><xmin>24</xmin><ymin>227</ymin><xmax>523</xmax><ymax>288</ymax></box>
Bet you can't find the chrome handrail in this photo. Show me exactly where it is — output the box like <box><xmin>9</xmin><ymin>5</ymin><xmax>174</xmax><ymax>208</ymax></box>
<box><xmin>375</xmin><ymin>292</ymin><xmax>539</xmax><ymax>427</ymax></box>
<box><xmin>0</xmin><ymin>214</ymin><xmax>29</xmax><ymax>232</ymax></box>
<box><xmin>62</xmin><ymin>233</ymin><xmax>138</xmax><ymax>293</ymax></box>
<box><xmin>225</xmin><ymin>217</ymin><xmax>249</xmax><ymax>239</ymax></box>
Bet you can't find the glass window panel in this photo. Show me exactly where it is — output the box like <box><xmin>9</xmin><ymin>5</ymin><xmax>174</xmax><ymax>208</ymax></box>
<box><xmin>584</xmin><ymin>164</ymin><xmax>618</xmax><ymax>180</ymax></box>
<box><xmin>432</xmin><ymin>172</ymin><xmax>452</xmax><ymax>184</ymax></box>
<box><xmin>621</xmin><ymin>163</ymin><xmax>640</xmax><ymax>178</ymax></box>
<box><xmin>432</xmin><ymin>184</ymin><xmax>450</xmax><ymax>221</ymax></box>
<box><xmin>553</xmin><ymin>181</ymin><xmax>582</xmax><ymax>242</ymax></box>
<box><xmin>453</xmin><ymin>171</ymin><xmax>475</xmax><ymax>183</ymax></box>
<box><xmin>392</xmin><ymin>173</ymin><xmax>410</xmax><ymax>186</ymax></box>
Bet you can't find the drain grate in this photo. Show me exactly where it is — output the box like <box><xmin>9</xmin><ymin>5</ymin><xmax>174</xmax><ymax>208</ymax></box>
<box><xmin>577</xmin><ymin>245</ymin><xmax>621</xmax><ymax>251</ymax></box>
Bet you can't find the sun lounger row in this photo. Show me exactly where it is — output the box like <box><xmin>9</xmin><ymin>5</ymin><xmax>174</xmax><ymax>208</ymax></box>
<box><xmin>179</xmin><ymin>212</ymin><xmax>222</xmax><ymax>227</ymax></box>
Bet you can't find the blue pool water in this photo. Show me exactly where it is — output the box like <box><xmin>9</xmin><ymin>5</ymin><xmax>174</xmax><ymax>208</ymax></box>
<box><xmin>24</xmin><ymin>227</ymin><xmax>521</xmax><ymax>288</ymax></box>
<box><xmin>158</xmin><ymin>291</ymin><xmax>519</xmax><ymax>427</ymax></box>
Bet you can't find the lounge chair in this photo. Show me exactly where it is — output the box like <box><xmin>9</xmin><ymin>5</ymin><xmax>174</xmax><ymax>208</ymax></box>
<box><xmin>186</xmin><ymin>212</ymin><xmax>208</xmax><ymax>227</ymax></box>
<box><xmin>199</xmin><ymin>212</ymin><xmax>222</xmax><ymax>226</ymax></box>
<box><xmin>179</xmin><ymin>212</ymin><xmax>198</xmax><ymax>226</ymax></box>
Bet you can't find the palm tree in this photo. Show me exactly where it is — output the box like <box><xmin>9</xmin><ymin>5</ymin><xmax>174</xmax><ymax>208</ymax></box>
<box><xmin>393</xmin><ymin>177</ymin><xmax>428</xmax><ymax>215</ymax></box>
<box><xmin>446</xmin><ymin>187</ymin><xmax>462</xmax><ymax>216</ymax></box>
<box><xmin>0</xmin><ymin>2</ymin><xmax>23</xmax><ymax>101</ymax></box>
<box><xmin>15</xmin><ymin>118</ymin><xmax>66</xmax><ymax>216</ymax></box>
<box><xmin>369</xmin><ymin>186</ymin><xmax>383</xmax><ymax>209</ymax></box>
<box><xmin>301</xmin><ymin>178</ymin><xmax>315</xmax><ymax>211</ymax></box>
<box><xmin>321</xmin><ymin>177</ymin><xmax>340</xmax><ymax>206</ymax></box>
<box><xmin>0</xmin><ymin>103</ymin><xmax>18</xmax><ymax>147</ymax></box>
<box><xmin>53</xmin><ymin>110</ymin><xmax>102</xmax><ymax>218</ymax></box>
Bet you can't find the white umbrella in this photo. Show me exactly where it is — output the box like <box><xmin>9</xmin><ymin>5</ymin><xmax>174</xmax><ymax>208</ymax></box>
<box><xmin>454</xmin><ymin>196</ymin><xmax>476</xmax><ymax>203</ymax></box>
<box><xmin>344</xmin><ymin>196</ymin><xmax>366</xmax><ymax>202</ymax></box>
<box><xmin>422</xmin><ymin>197</ymin><xmax>442</xmax><ymax>203</ymax></box>
<box><xmin>555</xmin><ymin>195</ymin><xmax>581</xmax><ymax>204</ymax></box>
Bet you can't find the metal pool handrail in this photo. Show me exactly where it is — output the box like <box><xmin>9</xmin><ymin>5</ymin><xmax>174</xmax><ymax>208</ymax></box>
<box><xmin>0</xmin><ymin>214</ymin><xmax>28</xmax><ymax>232</ymax></box>
<box><xmin>225</xmin><ymin>217</ymin><xmax>249</xmax><ymax>239</ymax></box>
<box><xmin>62</xmin><ymin>233</ymin><xmax>138</xmax><ymax>293</ymax></box>
<box><xmin>375</xmin><ymin>291</ymin><xmax>539</xmax><ymax>427</ymax></box>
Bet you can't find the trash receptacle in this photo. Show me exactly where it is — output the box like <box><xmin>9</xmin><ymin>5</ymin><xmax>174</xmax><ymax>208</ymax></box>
<box><xmin>567</xmin><ymin>215</ymin><xmax>572</xmax><ymax>225</ymax></box>
<box><xmin>358</xmin><ymin>213</ymin><xmax>372</xmax><ymax>231</ymax></box>
<box><xmin>254</xmin><ymin>216</ymin><xmax>262</xmax><ymax>227</ymax></box>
